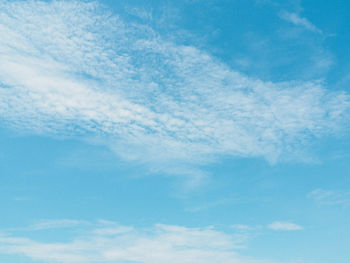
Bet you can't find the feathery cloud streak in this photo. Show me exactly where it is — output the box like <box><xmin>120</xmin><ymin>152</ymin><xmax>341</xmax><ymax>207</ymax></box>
<box><xmin>267</xmin><ymin>221</ymin><xmax>303</xmax><ymax>231</ymax></box>
<box><xmin>0</xmin><ymin>0</ymin><xmax>349</xmax><ymax>171</ymax></box>
<box><xmin>0</xmin><ymin>221</ymin><xmax>259</xmax><ymax>263</ymax></box>
<box><xmin>308</xmin><ymin>189</ymin><xmax>350</xmax><ymax>206</ymax></box>
<box><xmin>279</xmin><ymin>11</ymin><xmax>322</xmax><ymax>34</ymax></box>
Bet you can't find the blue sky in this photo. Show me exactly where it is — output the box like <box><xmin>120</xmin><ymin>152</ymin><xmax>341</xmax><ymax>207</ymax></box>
<box><xmin>0</xmin><ymin>0</ymin><xmax>350</xmax><ymax>262</ymax></box>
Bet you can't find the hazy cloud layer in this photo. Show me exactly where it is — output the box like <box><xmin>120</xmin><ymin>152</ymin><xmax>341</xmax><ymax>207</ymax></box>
<box><xmin>0</xmin><ymin>220</ymin><xmax>261</xmax><ymax>263</ymax></box>
<box><xmin>308</xmin><ymin>189</ymin><xmax>350</xmax><ymax>206</ymax></box>
<box><xmin>0</xmin><ymin>0</ymin><xmax>349</xmax><ymax>173</ymax></box>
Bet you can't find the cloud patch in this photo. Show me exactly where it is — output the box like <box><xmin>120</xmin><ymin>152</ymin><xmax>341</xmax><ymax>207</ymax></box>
<box><xmin>0</xmin><ymin>221</ymin><xmax>261</xmax><ymax>263</ymax></box>
<box><xmin>308</xmin><ymin>189</ymin><xmax>350</xmax><ymax>206</ymax></box>
<box><xmin>279</xmin><ymin>11</ymin><xmax>322</xmax><ymax>34</ymax></box>
<box><xmin>26</xmin><ymin>219</ymin><xmax>88</xmax><ymax>231</ymax></box>
<box><xmin>0</xmin><ymin>0</ymin><xmax>349</xmax><ymax>175</ymax></box>
<box><xmin>268</xmin><ymin>221</ymin><xmax>303</xmax><ymax>231</ymax></box>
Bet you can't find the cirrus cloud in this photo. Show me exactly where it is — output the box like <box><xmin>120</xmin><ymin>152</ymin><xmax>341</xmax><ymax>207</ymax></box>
<box><xmin>0</xmin><ymin>220</ymin><xmax>263</xmax><ymax>263</ymax></box>
<box><xmin>268</xmin><ymin>221</ymin><xmax>303</xmax><ymax>231</ymax></box>
<box><xmin>0</xmin><ymin>0</ymin><xmax>349</xmax><ymax>176</ymax></box>
<box><xmin>307</xmin><ymin>189</ymin><xmax>350</xmax><ymax>206</ymax></box>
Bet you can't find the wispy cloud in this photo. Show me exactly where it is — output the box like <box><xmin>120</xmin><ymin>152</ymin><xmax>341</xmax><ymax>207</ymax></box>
<box><xmin>231</xmin><ymin>224</ymin><xmax>255</xmax><ymax>231</ymax></box>
<box><xmin>0</xmin><ymin>1</ymin><xmax>348</xmax><ymax>176</ymax></box>
<box><xmin>92</xmin><ymin>220</ymin><xmax>134</xmax><ymax>236</ymax></box>
<box><xmin>4</xmin><ymin>219</ymin><xmax>89</xmax><ymax>233</ymax></box>
<box><xmin>279</xmin><ymin>11</ymin><xmax>322</xmax><ymax>34</ymax></box>
<box><xmin>0</xmin><ymin>221</ymin><xmax>264</xmax><ymax>263</ymax></box>
<box><xmin>27</xmin><ymin>219</ymin><xmax>88</xmax><ymax>231</ymax></box>
<box><xmin>267</xmin><ymin>221</ymin><xmax>303</xmax><ymax>231</ymax></box>
<box><xmin>185</xmin><ymin>198</ymin><xmax>233</xmax><ymax>212</ymax></box>
<box><xmin>307</xmin><ymin>189</ymin><xmax>350</xmax><ymax>206</ymax></box>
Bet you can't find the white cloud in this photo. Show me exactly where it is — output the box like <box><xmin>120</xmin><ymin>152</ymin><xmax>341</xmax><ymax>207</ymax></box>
<box><xmin>279</xmin><ymin>11</ymin><xmax>322</xmax><ymax>34</ymax></box>
<box><xmin>92</xmin><ymin>220</ymin><xmax>134</xmax><ymax>236</ymax></box>
<box><xmin>185</xmin><ymin>198</ymin><xmax>233</xmax><ymax>212</ymax></box>
<box><xmin>27</xmin><ymin>219</ymin><xmax>88</xmax><ymax>231</ymax></box>
<box><xmin>0</xmin><ymin>1</ymin><xmax>348</xmax><ymax>176</ymax></box>
<box><xmin>3</xmin><ymin>219</ymin><xmax>89</xmax><ymax>233</ymax></box>
<box><xmin>268</xmin><ymin>221</ymin><xmax>303</xmax><ymax>231</ymax></box>
<box><xmin>307</xmin><ymin>189</ymin><xmax>350</xmax><ymax>206</ymax></box>
<box><xmin>0</xmin><ymin>221</ymin><xmax>264</xmax><ymax>263</ymax></box>
<box><xmin>231</xmin><ymin>224</ymin><xmax>253</xmax><ymax>231</ymax></box>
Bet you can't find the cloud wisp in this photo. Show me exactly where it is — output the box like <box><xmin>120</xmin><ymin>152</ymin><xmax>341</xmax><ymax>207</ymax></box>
<box><xmin>0</xmin><ymin>0</ymin><xmax>349</xmax><ymax>175</ymax></box>
<box><xmin>267</xmin><ymin>221</ymin><xmax>303</xmax><ymax>231</ymax></box>
<box><xmin>279</xmin><ymin>11</ymin><xmax>323</xmax><ymax>34</ymax></box>
<box><xmin>0</xmin><ymin>220</ymin><xmax>260</xmax><ymax>263</ymax></box>
<box><xmin>26</xmin><ymin>219</ymin><xmax>88</xmax><ymax>231</ymax></box>
<box><xmin>308</xmin><ymin>189</ymin><xmax>350</xmax><ymax>207</ymax></box>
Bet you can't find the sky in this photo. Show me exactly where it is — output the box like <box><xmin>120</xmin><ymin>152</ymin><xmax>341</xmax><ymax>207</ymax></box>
<box><xmin>0</xmin><ymin>0</ymin><xmax>350</xmax><ymax>262</ymax></box>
